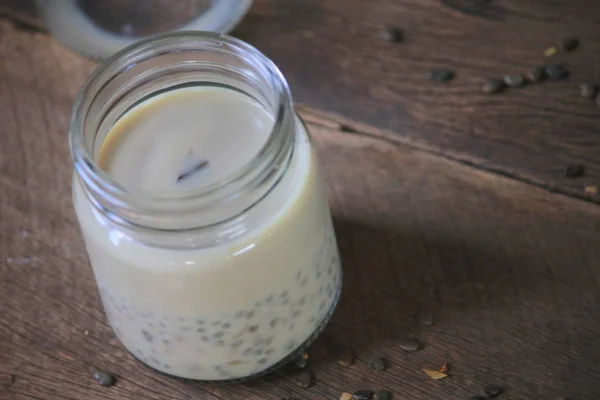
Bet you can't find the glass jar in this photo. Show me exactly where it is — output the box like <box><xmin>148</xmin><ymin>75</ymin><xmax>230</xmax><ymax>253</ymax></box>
<box><xmin>36</xmin><ymin>0</ymin><xmax>253</xmax><ymax>59</ymax></box>
<box><xmin>69</xmin><ymin>31</ymin><xmax>342</xmax><ymax>381</ymax></box>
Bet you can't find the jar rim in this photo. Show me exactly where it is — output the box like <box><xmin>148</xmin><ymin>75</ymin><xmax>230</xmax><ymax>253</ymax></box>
<box><xmin>70</xmin><ymin>31</ymin><xmax>295</xmax><ymax>230</ymax></box>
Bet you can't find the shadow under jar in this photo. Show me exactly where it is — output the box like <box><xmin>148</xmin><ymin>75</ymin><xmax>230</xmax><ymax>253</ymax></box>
<box><xmin>70</xmin><ymin>32</ymin><xmax>342</xmax><ymax>381</ymax></box>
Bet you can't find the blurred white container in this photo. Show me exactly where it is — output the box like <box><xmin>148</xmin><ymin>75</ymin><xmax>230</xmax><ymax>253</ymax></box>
<box><xmin>36</xmin><ymin>0</ymin><xmax>253</xmax><ymax>59</ymax></box>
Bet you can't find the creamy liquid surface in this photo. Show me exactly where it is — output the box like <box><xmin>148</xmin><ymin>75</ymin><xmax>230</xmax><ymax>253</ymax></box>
<box><xmin>99</xmin><ymin>87</ymin><xmax>273</xmax><ymax>192</ymax></box>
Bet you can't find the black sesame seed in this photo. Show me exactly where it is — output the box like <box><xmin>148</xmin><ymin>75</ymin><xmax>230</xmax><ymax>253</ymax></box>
<box><xmin>141</xmin><ymin>330</ymin><xmax>153</xmax><ymax>342</ymax></box>
<box><xmin>373</xmin><ymin>390</ymin><xmax>392</xmax><ymax>400</ymax></box>
<box><xmin>92</xmin><ymin>370</ymin><xmax>115</xmax><ymax>387</ymax></box>
<box><xmin>231</xmin><ymin>339</ymin><xmax>243</xmax><ymax>349</ymax></box>
<box><xmin>248</xmin><ymin>325</ymin><xmax>259</xmax><ymax>333</ymax></box>
<box><xmin>196</xmin><ymin>327</ymin><xmax>205</xmax><ymax>333</ymax></box>
<box><xmin>527</xmin><ymin>66</ymin><xmax>546</xmax><ymax>83</ymax></box>
<box><xmin>265</xmin><ymin>348</ymin><xmax>275</xmax><ymax>355</ymax></box>
<box><xmin>301</xmin><ymin>276</ymin><xmax>309</xmax><ymax>286</ymax></box>
<box><xmin>581</xmin><ymin>83</ymin><xmax>598</xmax><ymax>99</ymax></box>
<box><xmin>162</xmin><ymin>339</ymin><xmax>171</xmax><ymax>346</ymax></box>
<box><xmin>338</xmin><ymin>349</ymin><xmax>355</xmax><ymax>367</ymax></box>
<box><xmin>482</xmin><ymin>79</ymin><xmax>505</xmax><ymax>94</ymax></box>
<box><xmin>270</xmin><ymin>318</ymin><xmax>279</xmax><ymax>329</ymax></box>
<box><xmin>415</xmin><ymin>311</ymin><xmax>433</xmax><ymax>326</ymax></box>
<box><xmin>415</xmin><ymin>311</ymin><xmax>434</xmax><ymax>326</ymax></box>
<box><xmin>381</xmin><ymin>27</ymin><xmax>403</xmax><ymax>43</ymax></box>
<box><xmin>281</xmin><ymin>290</ymin><xmax>289</xmax><ymax>297</ymax></box>
<box><xmin>242</xmin><ymin>348</ymin><xmax>253</xmax><ymax>356</ymax></box>
<box><xmin>427</xmin><ymin>68</ymin><xmax>455</xmax><ymax>83</ymax></box>
<box><xmin>353</xmin><ymin>390</ymin><xmax>374</xmax><ymax>400</ymax></box>
<box><xmin>246</xmin><ymin>311</ymin><xmax>255</xmax><ymax>319</ymax></box>
<box><xmin>292</xmin><ymin>310</ymin><xmax>301</xmax><ymax>319</ymax></box>
<box><xmin>503</xmin><ymin>74</ymin><xmax>526</xmax><ymax>88</ymax></box>
<box><xmin>293</xmin><ymin>354</ymin><xmax>307</xmax><ymax>369</ymax></box>
<box><xmin>565</xmin><ymin>164</ymin><xmax>585</xmax><ymax>178</ymax></box>
<box><xmin>221</xmin><ymin>322</ymin><xmax>231</xmax><ymax>329</ymax></box>
<box><xmin>564</xmin><ymin>37</ymin><xmax>579</xmax><ymax>52</ymax></box>
<box><xmin>367</xmin><ymin>356</ymin><xmax>386</xmax><ymax>370</ymax></box>
<box><xmin>482</xmin><ymin>384</ymin><xmax>503</xmax><ymax>398</ymax></box>
<box><xmin>545</xmin><ymin>64</ymin><xmax>568</xmax><ymax>79</ymax></box>
<box><xmin>399</xmin><ymin>338</ymin><xmax>420</xmax><ymax>352</ymax></box>
<box><xmin>196</xmin><ymin>319</ymin><xmax>205</xmax><ymax>325</ymax></box>
<box><xmin>295</xmin><ymin>371</ymin><xmax>312</xmax><ymax>388</ymax></box>
<box><xmin>213</xmin><ymin>331</ymin><xmax>225</xmax><ymax>339</ymax></box>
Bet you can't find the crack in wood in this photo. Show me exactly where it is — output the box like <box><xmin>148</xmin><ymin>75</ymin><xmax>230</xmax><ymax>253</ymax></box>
<box><xmin>441</xmin><ymin>0</ymin><xmax>506</xmax><ymax>21</ymax></box>
<box><xmin>0</xmin><ymin>14</ymin><xmax>46</xmax><ymax>34</ymax></box>
<box><xmin>303</xmin><ymin>113</ymin><xmax>599</xmax><ymax>207</ymax></box>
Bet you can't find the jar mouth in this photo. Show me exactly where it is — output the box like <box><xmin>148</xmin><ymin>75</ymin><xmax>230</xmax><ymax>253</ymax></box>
<box><xmin>70</xmin><ymin>31</ymin><xmax>295</xmax><ymax>230</ymax></box>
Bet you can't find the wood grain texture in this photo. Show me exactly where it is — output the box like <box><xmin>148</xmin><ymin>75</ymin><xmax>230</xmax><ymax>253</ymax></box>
<box><xmin>233</xmin><ymin>0</ymin><xmax>600</xmax><ymax>202</ymax></box>
<box><xmin>2</xmin><ymin>20</ymin><xmax>600</xmax><ymax>400</ymax></box>
<box><xmin>4</xmin><ymin>0</ymin><xmax>600</xmax><ymax>203</ymax></box>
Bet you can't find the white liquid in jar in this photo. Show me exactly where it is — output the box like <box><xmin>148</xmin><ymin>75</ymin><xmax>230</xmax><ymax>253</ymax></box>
<box><xmin>73</xmin><ymin>87</ymin><xmax>342</xmax><ymax>380</ymax></box>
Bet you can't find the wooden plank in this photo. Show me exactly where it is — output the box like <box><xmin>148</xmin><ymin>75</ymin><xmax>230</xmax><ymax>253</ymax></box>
<box><xmin>233</xmin><ymin>0</ymin><xmax>600</xmax><ymax>202</ymax></box>
<box><xmin>1</xmin><ymin>21</ymin><xmax>600</xmax><ymax>400</ymax></box>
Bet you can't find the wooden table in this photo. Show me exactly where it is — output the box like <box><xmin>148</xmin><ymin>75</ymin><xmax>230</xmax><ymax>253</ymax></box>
<box><xmin>1</xmin><ymin>1</ymin><xmax>600</xmax><ymax>399</ymax></box>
